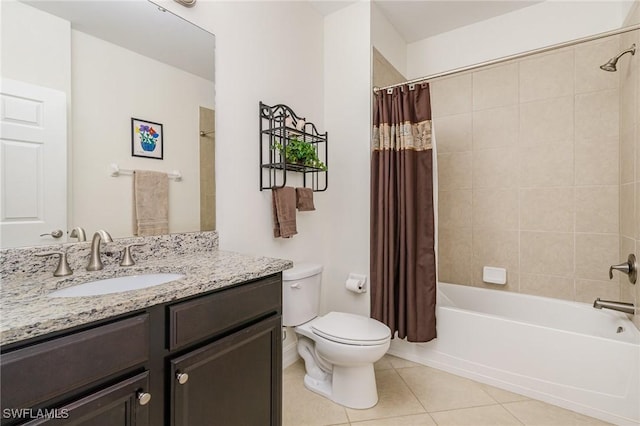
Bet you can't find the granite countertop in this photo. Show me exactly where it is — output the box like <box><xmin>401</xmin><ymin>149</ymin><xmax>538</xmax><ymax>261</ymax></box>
<box><xmin>1</xmin><ymin>250</ymin><xmax>292</xmax><ymax>346</ymax></box>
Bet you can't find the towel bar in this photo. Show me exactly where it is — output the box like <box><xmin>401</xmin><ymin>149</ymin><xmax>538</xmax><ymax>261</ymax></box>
<box><xmin>110</xmin><ymin>163</ymin><xmax>182</xmax><ymax>181</ymax></box>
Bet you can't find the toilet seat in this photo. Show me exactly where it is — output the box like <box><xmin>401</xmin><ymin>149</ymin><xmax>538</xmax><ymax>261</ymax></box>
<box><xmin>311</xmin><ymin>312</ymin><xmax>391</xmax><ymax>346</ymax></box>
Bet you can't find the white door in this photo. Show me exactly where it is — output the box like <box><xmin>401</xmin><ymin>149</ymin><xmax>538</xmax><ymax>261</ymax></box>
<box><xmin>0</xmin><ymin>78</ymin><xmax>67</xmax><ymax>247</ymax></box>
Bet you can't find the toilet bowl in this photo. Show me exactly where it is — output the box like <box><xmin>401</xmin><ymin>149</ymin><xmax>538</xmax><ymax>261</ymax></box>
<box><xmin>282</xmin><ymin>263</ymin><xmax>391</xmax><ymax>409</ymax></box>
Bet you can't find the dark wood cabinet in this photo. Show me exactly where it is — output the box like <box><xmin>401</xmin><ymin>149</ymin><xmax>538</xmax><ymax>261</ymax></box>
<box><xmin>23</xmin><ymin>373</ymin><xmax>150</xmax><ymax>426</ymax></box>
<box><xmin>170</xmin><ymin>316</ymin><xmax>281</xmax><ymax>426</ymax></box>
<box><xmin>1</xmin><ymin>273</ymin><xmax>282</xmax><ymax>426</ymax></box>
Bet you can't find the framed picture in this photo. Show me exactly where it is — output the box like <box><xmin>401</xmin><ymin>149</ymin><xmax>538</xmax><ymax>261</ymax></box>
<box><xmin>131</xmin><ymin>118</ymin><xmax>163</xmax><ymax>159</ymax></box>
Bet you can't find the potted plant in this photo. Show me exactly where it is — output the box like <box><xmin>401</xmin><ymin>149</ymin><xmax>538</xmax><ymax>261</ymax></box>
<box><xmin>272</xmin><ymin>137</ymin><xmax>327</xmax><ymax>171</ymax></box>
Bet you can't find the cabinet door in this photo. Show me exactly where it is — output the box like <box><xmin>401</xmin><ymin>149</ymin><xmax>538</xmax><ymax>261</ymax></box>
<box><xmin>19</xmin><ymin>372</ymin><xmax>150</xmax><ymax>426</ymax></box>
<box><xmin>170</xmin><ymin>316</ymin><xmax>282</xmax><ymax>426</ymax></box>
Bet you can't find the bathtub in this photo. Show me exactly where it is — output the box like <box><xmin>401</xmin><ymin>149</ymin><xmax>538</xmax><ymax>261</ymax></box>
<box><xmin>388</xmin><ymin>282</ymin><xmax>640</xmax><ymax>425</ymax></box>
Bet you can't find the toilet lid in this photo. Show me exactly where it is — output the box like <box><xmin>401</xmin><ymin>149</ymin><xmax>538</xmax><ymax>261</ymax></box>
<box><xmin>311</xmin><ymin>312</ymin><xmax>391</xmax><ymax>346</ymax></box>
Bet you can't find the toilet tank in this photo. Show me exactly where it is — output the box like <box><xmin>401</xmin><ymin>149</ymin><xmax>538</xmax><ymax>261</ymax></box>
<box><xmin>282</xmin><ymin>263</ymin><xmax>323</xmax><ymax>326</ymax></box>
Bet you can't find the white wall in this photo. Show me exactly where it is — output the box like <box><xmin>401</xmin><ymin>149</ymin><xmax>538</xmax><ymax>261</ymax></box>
<box><xmin>371</xmin><ymin>2</ymin><xmax>406</xmax><ymax>77</ymax></box>
<box><xmin>323</xmin><ymin>1</ymin><xmax>372</xmax><ymax>316</ymax></box>
<box><xmin>407</xmin><ymin>1</ymin><xmax>630</xmax><ymax>78</ymax></box>
<box><xmin>0</xmin><ymin>1</ymin><xmax>70</xmax><ymax>94</ymax></box>
<box><xmin>155</xmin><ymin>0</ymin><xmax>329</xmax><ymax>260</ymax></box>
<box><xmin>71</xmin><ymin>30</ymin><xmax>213</xmax><ymax>238</ymax></box>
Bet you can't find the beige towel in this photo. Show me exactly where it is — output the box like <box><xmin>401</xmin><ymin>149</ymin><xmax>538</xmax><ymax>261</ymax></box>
<box><xmin>272</xmin><ymin>186</ymin><xmax>297</xmax><ymax>238</ymax></box>
<box><xmin>296</xmin><ymin>187</ymin><xmax>315</xmax><ymax>211</ymax></box>
<box><xmin>133</xmin><ymin>170</ymin><xmax>169</xmax><ymax>236</ymax></box>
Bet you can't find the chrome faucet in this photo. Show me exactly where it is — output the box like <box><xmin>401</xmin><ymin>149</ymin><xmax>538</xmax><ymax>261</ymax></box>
<box><xmin>86</xmin><ymin>230</ymin><xmax>113</xmax><ymax>271</ymax></box>
<box><xmin>593</xmin><ymin>298</ymin><xmax>635</xmax><ymax>315</ymax></box>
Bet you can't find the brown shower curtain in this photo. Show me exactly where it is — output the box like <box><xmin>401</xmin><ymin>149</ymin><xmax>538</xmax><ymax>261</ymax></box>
<box><xmin>371</xmin><ymin>83</ymin><xmax>436</xmax><ymax>343</ymax></box>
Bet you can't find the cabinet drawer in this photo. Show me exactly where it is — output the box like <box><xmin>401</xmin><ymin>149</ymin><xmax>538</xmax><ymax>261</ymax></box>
<box><xmin>1</xmin><ymin>315</ymin><xmax>149</xmax><ymax>411</ymax></box>
<box><xmin>168</xmin><ymin>274</ymin><xmax>281</xmax><ymax>350</ymax></box>
<box><xmin>22</xmin><ymin>372</ymin><xmax>150</xmax><ymax>426</ymax></box>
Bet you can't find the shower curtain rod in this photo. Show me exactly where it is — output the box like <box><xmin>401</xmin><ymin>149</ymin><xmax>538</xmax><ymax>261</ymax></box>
<box><xmin>373</xmin><ymin>23</ymin><xmax>640</xmax><ymax>93</ymax></box>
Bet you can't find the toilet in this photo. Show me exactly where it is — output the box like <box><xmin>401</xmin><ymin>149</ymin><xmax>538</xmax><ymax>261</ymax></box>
<box><xmin>282</xmin><ymin>263</ymin><xmax>391</xmax><ymax>409</ymax></box>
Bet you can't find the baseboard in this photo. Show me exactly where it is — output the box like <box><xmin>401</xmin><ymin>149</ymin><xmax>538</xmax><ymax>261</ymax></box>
<box><xmin>283</xmin><ymin>341</ymin><xmax>299</xmax><ymax>369</ymax></box>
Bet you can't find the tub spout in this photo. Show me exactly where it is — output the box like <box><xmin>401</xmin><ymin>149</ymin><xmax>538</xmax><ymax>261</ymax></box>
<box><xmin>593</xmin><ymin>298</ymin><xmax>635</xmax><ymax>315</ymax></box>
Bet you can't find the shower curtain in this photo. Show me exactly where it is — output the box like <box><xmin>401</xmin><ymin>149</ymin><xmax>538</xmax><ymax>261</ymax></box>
<box><xmin>371</xmin><ymin>83</ymin><xmax>436</xmax><ymax>342</ymax></box>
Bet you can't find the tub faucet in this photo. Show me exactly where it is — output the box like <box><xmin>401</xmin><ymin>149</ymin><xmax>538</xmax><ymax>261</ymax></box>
<box><xmin>86</xmin><ymin>230</ymin><xmax>113</xmax><ymax>271</ymax></box>
<box><xmin>593</xmin><ymin>298</ymin><xmax>635</xmax><ymax>315</ymax></box>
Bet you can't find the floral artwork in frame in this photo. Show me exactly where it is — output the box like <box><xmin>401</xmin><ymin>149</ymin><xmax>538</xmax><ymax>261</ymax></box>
<box><xmin>132</xmin><ymin>118</ymin><xmax>163</xmax><ymax>159</ymax></box>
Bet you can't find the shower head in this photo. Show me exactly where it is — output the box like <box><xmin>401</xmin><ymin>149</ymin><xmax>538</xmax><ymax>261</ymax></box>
<box><xmin>600</xmin><ymin>43</ymin><xmax>636</xmax><ymax>72</ymax></box>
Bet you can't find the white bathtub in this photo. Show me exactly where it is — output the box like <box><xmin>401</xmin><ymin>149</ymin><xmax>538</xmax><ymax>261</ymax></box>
<box><xmin>388</xmin><ymin>282</ymin><xmax>640</xmax><ymax>425</ymax></box>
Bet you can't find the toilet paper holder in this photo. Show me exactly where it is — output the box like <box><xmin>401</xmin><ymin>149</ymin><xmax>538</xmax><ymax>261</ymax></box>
<box><xmin>346</xmin><ymin>273</ymin><xmax>367</xmax><ymax>293</ymax></box>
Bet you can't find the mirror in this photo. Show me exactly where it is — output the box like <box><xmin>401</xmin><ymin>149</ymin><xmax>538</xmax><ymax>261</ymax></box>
<box><xmin>0</xmin><ymin>0</ymin><xmax>215</xmax><ymax>248</ymax></box>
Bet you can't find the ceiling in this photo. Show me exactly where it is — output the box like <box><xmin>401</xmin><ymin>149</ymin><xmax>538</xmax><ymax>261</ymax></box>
<box><xmin>309</xmin><ymin>0</ymin><xmax>544</xmax><ymax>43</ymax></box>
<box><xmin>23</xmin><ymin>0</ymin><xmax>215</xmax><ymax>81</ymax></box>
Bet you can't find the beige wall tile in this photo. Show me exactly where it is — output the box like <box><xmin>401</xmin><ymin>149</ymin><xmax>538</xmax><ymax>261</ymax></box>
<box><xmin>472</xmin><ymin>228</ymin><xmax>519</xmax><ymax>288</ymax></box>
<box><xmin>473</xmin><ymin>189</ymin><xmax>518</xmax><ymax>230</ymax></box>
<box><xmin>575</xmin><ymin>36</ymin><xmax>620</xmax><ymax>94</ymax></box>
<box><xmin>636</xmin><ymin>183</ymin><xmax>640</xmax><ymax>239</ymax></box>
<box><xmin>620</xmin><ymin>182</ymin><xmax>636</xmax><ymax>238</ymax></box>
<box><xmin>520</xmin><ymin>231</ymin><xmax>574</xmax><ymax>277</ymax></box>
<box><xmin>575</xmin><ymin>89</ymin><xmax>619</xmax><ymax>141</ymax></box>
<box><xmin>437</xmin><ymin>152</ymin><xmax>472</xmax><ymax>190</ymax></box>
<box><xmin>575</xmin><ymin>233</ymin><xmax>619</xmax><ymax>281</ymax></box>
<box><xmin>473</xmin><ymin>148</ymin><xmax>517</xmax><ymax>189</ymax></box>
<box><xmin>519</xmin><ymin>96</ymin><xmax>573</xmax><ymax>146</ymax></box>
<box><xmin>520</xmin><ymin>187</ymin><xmax>574</xmax><ymax>232</ymax></box>
<box><xmin>472</xmin><ymin>106</ymin><xmax>518</xmax><ymax>150</ymax></box>
<box><xmin>519</xmin><ymin>142</ymin><xmax>574</xmax><ymax>187</ymax></box>
<box><xmin>575</xmin><ymin>136</ymin><xmax>618</xmax><ymax>186</ymax></box>
<box><xmin>519</xmin><ymin>50</ymin><xmax>574</xmax><ymax>103</ymax></box>
<box><xmin>438</xmin><ymin>227</ymin><xmax>472</xmax><ymax>285</ymax></box>
<box><xmin>624</xmin><ymin>2</ymin><xmax>640</xmax><ymax>25</ymax></box>
<box><xmin>520</xmin><ymin>274</ymin><xmax>574</xmax><ymax>300</ymax></box>
<box><xmin>473</xmin><ymin>62</ymin><xmax>519</xmax><ymax>111</ymax></box>
<box><xmin>431</xmin><ymin>74</ymin><xmax>472</xmax><ymax>118</ymax></box>
<box><xmin>439</xmin><ymin>190</ymin><xmax>472</xmax><ymax>228</ymax></box>
<box><xmin>619</xmin><ymin>236</ymin><xmax>636</xmax><ymax>303</ymax></box>
<box><xmin>619</xmin><ymin>74</ymin><xmax>638</xmax><ymax>133</ymax></box>
<box><xmin>575</xmin><ymin>279</ymin><xmax>620</xmax><ymax>303</ymax></box>
<box><xmin>621</xmin><ymin>129</ymin><xmax>635</xmax><ymax>184</ymax></box>
<box><xmin>434</xmin><ymin>113</ymin><xmax>472</xmax><ymax>153</ymax></box>
<box><xmin>575</xmin><ymin>186</ymin><xmax>619</xmax><ymax>234</ymax></box>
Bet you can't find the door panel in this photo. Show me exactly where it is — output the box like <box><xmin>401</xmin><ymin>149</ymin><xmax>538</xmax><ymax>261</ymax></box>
<box><xmin>0</xmin><ymin>78</ymin><xmax>67</xmax><ymax>247</ymax></box>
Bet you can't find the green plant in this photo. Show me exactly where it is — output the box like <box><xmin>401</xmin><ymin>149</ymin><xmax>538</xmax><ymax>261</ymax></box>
<box><xmin>272</xmin><ymin>137</ymin><xmax>327</xmax><ymax>171</ymax></box>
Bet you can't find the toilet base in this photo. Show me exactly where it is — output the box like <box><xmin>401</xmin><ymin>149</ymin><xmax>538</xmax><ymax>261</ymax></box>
<box><xmin>303</xmin><ymin>364</ymin><xmax>379</xmax><ymax>410</ymax></box>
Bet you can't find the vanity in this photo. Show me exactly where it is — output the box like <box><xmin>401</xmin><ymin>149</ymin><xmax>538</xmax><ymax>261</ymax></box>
<box><xmin>0</xmin><ymin>232</ymin><xmax>291</xmax><ymax>425</ymax></box>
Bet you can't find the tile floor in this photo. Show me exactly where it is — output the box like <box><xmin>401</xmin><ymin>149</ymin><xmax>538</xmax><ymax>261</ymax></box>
<box><xmin>283</xmin><ymin>355</ymin><xmax>610</xmax><ymax>426</ymax></box>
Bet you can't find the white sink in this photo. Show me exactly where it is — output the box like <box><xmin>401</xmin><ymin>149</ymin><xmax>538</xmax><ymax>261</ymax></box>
<box><xmin>49</xmin><ymin>273</ymin><xmax>185</xmax><ymax>298</ymax></box>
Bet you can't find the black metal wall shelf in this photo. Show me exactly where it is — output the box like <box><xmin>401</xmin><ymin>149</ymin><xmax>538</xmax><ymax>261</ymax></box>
<box><xmin>260</xmin><ymin>102</ymin><xmax>328</xmax><ymax>192</ymax></box>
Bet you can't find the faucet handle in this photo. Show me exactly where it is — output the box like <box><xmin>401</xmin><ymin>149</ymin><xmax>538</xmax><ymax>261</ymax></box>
<box><xmin>609</xmin><ymin>254</ymin><xmax>637</xmax><ymax>284</ymax></box>
<box><xmin>120</xmin><ymin>243</ymin><xmax>146</xmax><ymax>267</ymax></box>
<box><xmin>69</xmin><ymin>227</ymin><xmax>87</xmax><ymax>242</ymax></box>
<box><xmin>36</xmin><ymin>251</ymin><xmax>73</xmax><ymax>277</ymax></box>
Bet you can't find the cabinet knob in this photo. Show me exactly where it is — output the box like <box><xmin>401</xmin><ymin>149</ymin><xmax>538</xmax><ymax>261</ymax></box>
<box><xmin>137</xmin><ymin>391</ymin><xmax>152</xmax><ymax>406</ymax></box>
<box><xmin>176</xmin><ymin>372</ymin><xmax>189</xmax><ymax>385</ymax></box>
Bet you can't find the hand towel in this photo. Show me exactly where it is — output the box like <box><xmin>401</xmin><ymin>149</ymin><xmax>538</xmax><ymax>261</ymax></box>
<box><xmin>133</xmin><ymin>170</ymin><xmax>169</xmax><ymax>236</ymax></box>
<box><xmin>296</xmin><ymin>187</ymin><xmax>315</xmax><ymax>211</ymax></box>
<box><xmin>272</xmin><ymin>186</ymin><xmax>297</xmax><ymax>238</ymax></box>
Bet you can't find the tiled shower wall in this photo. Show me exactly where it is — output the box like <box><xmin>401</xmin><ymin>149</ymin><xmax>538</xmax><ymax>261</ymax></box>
<box><xmin>433</xmin><ymin>34</ymin><xmax>628</xmax><ymax>303</ymax></box>
<box><xmin>619</xmin><ymin>4</ymin><xmax>640</xmax><ymax>328</ymax></box>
